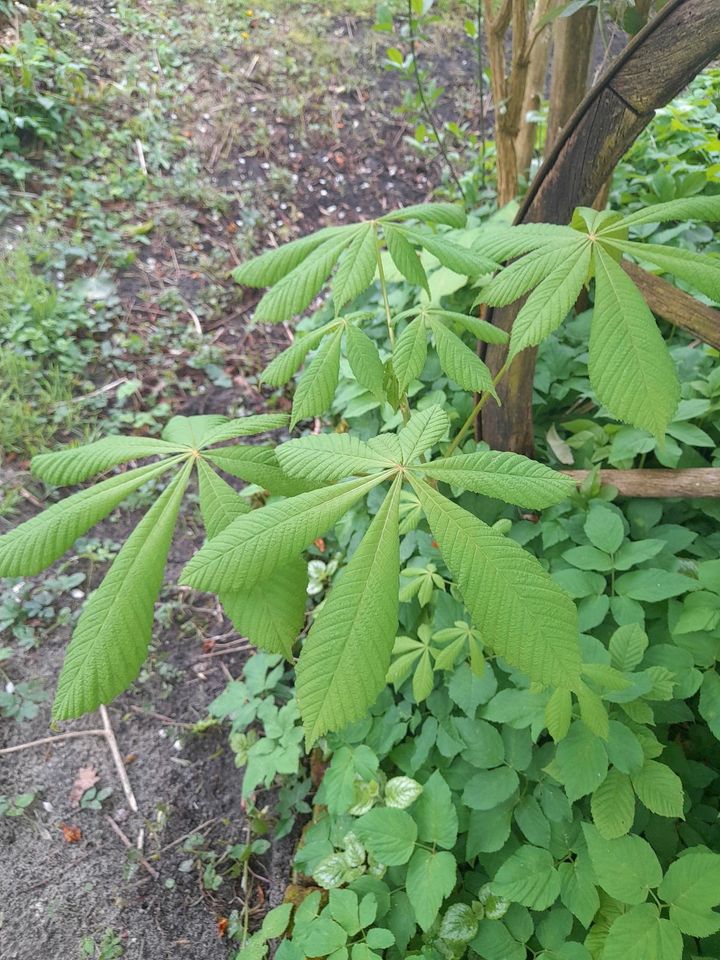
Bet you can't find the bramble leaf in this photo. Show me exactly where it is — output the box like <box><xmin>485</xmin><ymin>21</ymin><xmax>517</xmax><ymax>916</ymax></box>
<box><xmin>658</xmin><ymin>850</ymin><xmax>720</xmax><ymax>937</ymax></box>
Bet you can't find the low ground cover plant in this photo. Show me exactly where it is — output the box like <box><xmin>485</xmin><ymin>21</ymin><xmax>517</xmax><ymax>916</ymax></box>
<box><xmin>1</xmin><ymin>174</ymin><xmax>720</xmax><ymax>958</ymax></box>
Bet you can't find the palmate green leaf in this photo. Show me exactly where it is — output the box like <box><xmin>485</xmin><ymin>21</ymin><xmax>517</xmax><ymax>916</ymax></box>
<box><xmin>392</xmin><ymin>316</ymin><xmax>428</xmax><ymax>393</ymax></box>
<box><xmin>53</xmin><ymin>462</ymin><xmax>192</xmax><ymax>720</ymax></box>
<box><xmin>220</xmin><ymin>558</ymin><xmax>308</xmax><ymax>660</ymax></box>
<box><xmin>602</xmin><ymin>904</ymin><xmax>682</xmax><ymax>960</ymax></box>
<box><xmin>397</xmin><ymin>226</ymin><xmax>498</xmax><ymax>276</ymax></box>
<box><xmin>428</xmin><ymin>316</ymin><xmax>496</xmax><ymax>396</ymax></box>
<box><xmin>197</xmin><ymin>459</ymin><xmax>250</xmax><ymax>539</ymax></box>
<box><xmin>254</xmin><ymin>230</ymin><xmax>358</xmax><ymax>323</ymax></box>
<box><xmin>658</xmin><ymin>850</ymin><xmax>720</xmax><ymax>937</ymax></box>
<box><xmin>419</xmin><ymin>449</ymin><xmax>575</xmax><ymax>509</ymax></box>
<box><xmin>608</xmin><ymin>238</ymin><xmax>720</xmax><ymax>301</ymax></box>
<box><xmin>291</xmin><ymin>325</ymin><xmax>344</xmax><ymax>428</ymax></box>
<box><xmin>345</xmin><ymin>323</ymin><xmax>385</xmax><ymax>402</ymax></box>
<box><xmin>180</xmin><ymin>473</ymin><xmax>388</xmax><ymax>595</ymax></box>
<box><xmin>0</xmin><ymin>458</ymin><xmax>180</xmax><ymax>578</ymax></box>
<box><xmin>509</xmin><ymin>241</ymin><xmax>592</xmax><ymax>359</ymax></box>
<box><xmin>259</xmin><ymin>323</ymin><xmax>338</xmax><ymax>387</ymax></box>
<box><xmin>276</xmin><ymin>433</ymin><xmax>396</xmax><ymax>484</ymax></box>
<box><xmin>31</xmin><ymin>436</ymin><xmax>186</xmax><ymax>486</ymax></box>
<box><xmin>233</xmin><ymin>225</ymin><xmax>350</xmax><ymax>287</ymax></box>
<box><xmin>162</xmin><ymin>415</ymin><xmax>227</xmax><ymax>446</ymax></box>
<box><xmin>472</xmin><ymin>224</ymin><xmax>580</xmax><ymax>267</ymax></box>
<box><xmin>427</xmin><ymin>309</ymin><xmax>509</xmax><ymax>345</ymax></box>
<box><xmin>591</xmin><ymin>769</ymin><xmax>635</xmax><ymax>839</ymax></box>
<box><xmin>399</xmin><ymin>406</ymin><xmax>450</xmax><ymax>463</ymax></box>
<box><xmin>590</xmin><ymin>245</ymin><xmax>679</xmax><ymax>440</ymax></box>
<box><xmin>480</xmin><ymin>242</ymin><xmax>587</xmax><ymax>309</ymax></box>
<box><xmin>383</xmin><ymin>223</ymin><xmax>430</xmax><ymax>295</ymax></box>
<box><xmin>196</xmin><ymin>414</ymin><xmax>290</xmax><ymax>448</ymax></box>
<box><xmin>296</xmin><ymin>476</ymin><xmax>401</xmax><ymax>745</ymax></box>
<box><xmin>612</xmin><ymin>194</ymin><xmax>720</xmax><ymax>230</ymax></box>
<box><xmin>206</xmin><ymin>445</ymin><xmax>317</xmax><ymax>496</ymax></box>
<box><xmin>582</xmin><ymin>824</ymin><xmax>662</xmax><ymax>905</ymax></box>
<box><xmin>411</xmin><ymin>478</ymin><xmax>580</xmax><ymax>689</ymax></box>
<box><xmin>380</xmin><ymin>202</ymin><xmax>467</xmax><ymax>228</ymax></box>
<box><xmin>332</xmin><ymin>223</ymin><xmax>378</xmax><ymax>311</ymax></box>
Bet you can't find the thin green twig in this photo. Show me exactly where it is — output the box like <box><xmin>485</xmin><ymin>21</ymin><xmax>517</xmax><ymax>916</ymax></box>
<box><xmin>444</xmin><ymin>360</ymin><xmax>510</xmax><ymax>457</ymax></box>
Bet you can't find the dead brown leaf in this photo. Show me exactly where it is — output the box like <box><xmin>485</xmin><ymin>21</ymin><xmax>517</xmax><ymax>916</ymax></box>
<box><xmin>69</xmin><ymin>765</ymin><xmax>99</xmax><ymax>807</ymax></box>
<box><xmin>60</xmin><ymin>823</ymin><xmax>82</xmax><ymax>843</ymax></box>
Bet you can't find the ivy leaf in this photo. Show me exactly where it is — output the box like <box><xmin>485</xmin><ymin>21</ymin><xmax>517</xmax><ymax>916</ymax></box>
<box><xmin>406</xmin><ymin>848</ymin><xmax>456</xmax><ymax>932</ymax></box>
<box><xmin>254</xmin><ymin>231</ymin><xmax>358</xmax><ymax>323</ymax></box>
<box><xmin>399</xmin><ymin>406</ymin><xmax>450</xmax><ymax>463</ymax></box>
<box><xmin>591</xmin><ymin>769</ymin><xmax>635</xmax><ymax>839</ymax></box>
<box><xmin>509</xmin><ymin>242</ymin><xmax>592</xmax><ymax>359</ymax></box>
<box><xmin>380</xmin><ymin>202</ymin><xmax>467</xmax><ymax>228</ymax></box>
<box><xmin>602</xmin><ymin>904</ymin><xmax>682</xmax><ymax>960</ymax></box>
<box><xmin>296</xmin><ymin>477</ymin><xmax>401</xmax><ymax>745</ymax></box>
<box><xmin>658</xmin><ymin>850</ymin><xmax>720</xmax><ymax>937</ymax></box>
<box><xmin>420</xmin><ymin>449</ymin><xmax>575</xmax><ymax>509</ymax></box>
<box><xmin>31</xmin><ymin>435</ymin><xmax>185</xmax><ymax>486</ymax></box>
<box><xmin>492</xmin><ymin>845</ymin><xmax>560</xmax><ymax>911</ymax></box>
<box><xmin>53</xmin><ymin>463</ymin><xmax>192</xmax><ymax>720</ymax></box>
<box><xmin>414</xmin><ymin>771</ymin><xmax>457</xmax><ymax>849</ymax></box>
<box><xmin>220</xmin><ymin>558</ymin><xmax>308</xmax><ymax>660</ymax></box>
<box><xmin>277</xmin><ymin>433</ymin><xmax>396</xmax><ymax>484</ymax></box>
<box><xmin>428</xmin><ymin>316</ymin><xmax>496</xmax><ymax>396</ymax></box>
<box><xmin>630</xmin><ymin>761</ymin><xmax>684</xmax><ymax>819</ymax></box>
<box><xmin>383</xmin><ymin>223</ymin><xmax>430</xmax><ymax>295</ymax></box>
<box><xmin>259</xmin><ymin>324</ymin><xmax>337</xmax><ymax>387</ymax></box>
<box><xmin>181</xmin><ymin>474</ymin><xmax>386</xmax><ymax>594</ymax></box>
<box><xmin>392</xmin><ymin>316</ymin><xmax>428</xmax><ymax>393</ymax></box>
<box><xmin>233</xmin><ymin>225</ymin><xmax>350</xmax><ymax>287</ymax></box>
<box><xmin>291</xmin><ymin>326</ymin><xmax>344</xmax><ymax>428</ymax></box>
<box><xmin>332</xmin><ymin>223</ymin><xmax>378</xmax><ymax>310</ymax></box>
<box><xmin>589</xmin><ymin>244</ymin><xmax>679</xmax><ymax>440</ymax></box>
<box><xmin>345</xmin><ymin>323</ymin><xmax>385</xmax><ymax>402</ymax></box>
<box><xmin>197</xmin><ymin>459</ymin><xmax>250</xmax><ymax>540</ymax></box>
<box><xmin>0</xmin><ymin>459</ymin><xmax>179</xmax><ymax>578</ymax></box>
<box><xmin>412</xmin><ymin>478</ymin><xmax>580</xmax><ymax>689</ymax></box>
<box><xmin>582</xmin><ymin>824</ymin><xmax>662</xmax><ymax>905</ymax></box>
<box><xmin>354</xmin><ymin>807</ymin><xmax>417</xmax><ymax>866</ymax></box>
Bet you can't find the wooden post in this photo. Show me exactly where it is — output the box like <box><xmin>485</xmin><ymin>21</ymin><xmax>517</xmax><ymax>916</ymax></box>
<box><xmin>479</xmin><ymin>0</ymin><xmax>720</xmax><ymax>456</ymax></box>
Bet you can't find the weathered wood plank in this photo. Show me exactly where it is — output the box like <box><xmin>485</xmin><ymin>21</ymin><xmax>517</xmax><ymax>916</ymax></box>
<box><xmin>563</xmin><ymin>469</ymin><xmax>720</xmax><ymax>498</ymax></box>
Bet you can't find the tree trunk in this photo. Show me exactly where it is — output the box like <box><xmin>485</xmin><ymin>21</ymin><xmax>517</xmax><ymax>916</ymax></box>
<box><xmin>479</xmin><ymin>0</ymin><xmax>720</xmax><ymax>456</ymax></box>
<box><xmin>544</xmin><ymin>6</ymin><xmax>597</xmax><ymax>158</ymax></box>
<box><xmin>515</xmin><ymin>0</ymin><xmax>554</xmax><ymax>181</ymax></box>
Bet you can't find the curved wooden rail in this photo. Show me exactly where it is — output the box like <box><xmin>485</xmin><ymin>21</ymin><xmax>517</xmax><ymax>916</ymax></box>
<box><xmin>480</xmin><ymin>0</ymin><xmax>720</xmax><ymax>456</ymax></box>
